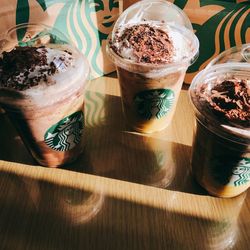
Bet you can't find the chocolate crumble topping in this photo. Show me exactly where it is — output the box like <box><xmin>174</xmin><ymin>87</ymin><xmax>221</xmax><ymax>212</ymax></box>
<box><xmin>203</xmin><ymin>79</ymin><xmax>250</xmax><ymax>126</ymax></box>
<box><xmin>0</xmin><ymin>46</ymin><xmax>72</xmax><ymax>91</ymax></box>
<box><xmin>111</xmin><ymin>24</ymin><xmax>174</xmax><ymax>64</ymax></box>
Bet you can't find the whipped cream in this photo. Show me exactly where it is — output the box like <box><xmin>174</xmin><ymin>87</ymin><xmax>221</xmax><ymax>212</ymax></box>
<box><xmin>0</xmin><ymin>44</ymin><xmax>78</xmax><ymax>90</ymax></box>
<box><xmin>110</xmin><ymin>21</ymin><xmax>192</xmax><ymax>64</ymax></box>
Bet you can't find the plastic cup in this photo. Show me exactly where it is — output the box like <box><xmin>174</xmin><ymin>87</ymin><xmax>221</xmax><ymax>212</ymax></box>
<box><xmin>189</xmin><ymin>45</ymin><xmax>250</xmax><ymax>197</ymax></box>
<box><xmin>0</xmin><ymin>24</ymin><xmax>90</xmax><ymax>167</ymax></box>
<box><xmin>107</xmin><ymin>0</ymin><xmax>199</xmax><ymax>133</ymax></box>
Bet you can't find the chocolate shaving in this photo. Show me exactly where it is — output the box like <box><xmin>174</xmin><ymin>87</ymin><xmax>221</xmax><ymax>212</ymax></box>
<box><xmin>0</xmin><ymin>46</ymin><xmax>71</xmax><ymax>91</ymax></box>
<box><xmin>111</xmin><ymin>24</ymin><xmax>174</xmax><ymax>64</ymax></box>
<box><xmin>204</xmin><ymin>79</ymin><xmax>250</xmax><ymax>126</ymax></box>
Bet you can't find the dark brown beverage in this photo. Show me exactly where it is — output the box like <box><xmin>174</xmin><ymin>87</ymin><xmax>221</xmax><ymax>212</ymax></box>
<box><xmin>0</xmin><ymin>43</ymin><xmax>89</xmax><ymax>167</ymax></box>
<box><xmin>190</xmin><ymin>65</ymin><xmax>250</xmax><ymax>197</ymax></box>
<box><xmin>107</xmin><ymin>0</ymin><xmax>199</xmax><ymax>133</ymax></box>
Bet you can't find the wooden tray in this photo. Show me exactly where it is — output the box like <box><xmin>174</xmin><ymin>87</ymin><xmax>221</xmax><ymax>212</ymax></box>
<box><xmin>0</xmin><ymin>76</ymin><xmax>249</xmax><ymax>250</ymax></box>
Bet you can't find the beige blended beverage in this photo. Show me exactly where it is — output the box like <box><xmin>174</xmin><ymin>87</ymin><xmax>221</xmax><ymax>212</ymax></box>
<box><xmin>107</xmin><ymin>0</ymin><xmax>199</xmax><ymax>133</ymax></box>
<box><xmin>189</xmin><ymin>44</ymin><xmax>250</xmax><ymax>197</ymax></box>
<box><xmin>0</xmin><ymin>24</ymin><xmax>90</xmax><ymax>167</ymax></box>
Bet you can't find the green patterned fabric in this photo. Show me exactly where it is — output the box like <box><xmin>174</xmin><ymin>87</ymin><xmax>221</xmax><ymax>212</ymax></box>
<box><xmin>15</xmin><ymin>1</ymin><xmax>250</xmax><ymax>81</ymax></box>
<box><xmin>172</xmin><ymin>0</ymin><xmax>250</xmax><ymax>83</ymax></box>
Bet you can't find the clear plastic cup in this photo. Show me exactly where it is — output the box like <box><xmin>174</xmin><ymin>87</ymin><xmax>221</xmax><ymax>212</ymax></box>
<box><xmin>0</xmin><ymin>23</ymin><xmax>90</xmax><ymax>167</ymax></box>
<box><xmin>107</xmin><ymin>0</ymin><xmax>199</xmax><ymax>133</ymax></box>
<box><xmin>189</xmin><ymin>44</ymin><xmax>250</xmax><ymax>197</ymax></box>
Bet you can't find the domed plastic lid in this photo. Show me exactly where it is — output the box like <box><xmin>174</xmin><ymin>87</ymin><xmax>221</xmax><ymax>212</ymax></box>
<box><xmin>0</xmin><ymin>23</ymin><xmax>89</xmax><ymax>109</ymax></box>
<box><xmin>207</xmin><ymin>43</ymin><xmax>250</xmax><ymax>67</ymax></box>
<box><xmin>190</xmin><ymin>44</ymin><xmax>250</xmax><ymax>145</ymax></box>
<box><xmin>115</xmin><ymin>0</ymin><xmax>194</xmax><ymax>31</ymax></box>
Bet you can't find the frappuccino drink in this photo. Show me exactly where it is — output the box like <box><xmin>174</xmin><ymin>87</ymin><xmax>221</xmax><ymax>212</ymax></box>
<box><xmin>107</xmin><ymin>0</ymin><xmax>199</xmax><ymax>133</ymax></box>
<box><xmin>189</xmin><ymin>45</ymin><xmax>250</xmax><ymax>197</ymax></box>
<box><xmin>0</xmin><ymin>24</ymin><xmax>89</xmax><ymax>167</ymax></box>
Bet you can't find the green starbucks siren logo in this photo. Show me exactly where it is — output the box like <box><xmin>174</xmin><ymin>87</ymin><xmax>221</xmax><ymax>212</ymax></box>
<box><xmin>231</xmin><ymin>158</ymin><xmax>250</xmax><ymax>187</ymax></box>
<box><xmin>44</xmin><ymin>111</ymin><xmax>84</xmax><ymax>151</ymax></box>
<box><xmin>134</xmin><ymin>89</ymin><xmax>175</xmax><ymax>120</ymax></box>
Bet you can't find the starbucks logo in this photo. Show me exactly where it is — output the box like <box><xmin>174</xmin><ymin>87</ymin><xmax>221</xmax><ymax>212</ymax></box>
<box><xmin>134</xmin><ymin>89</ymin><xmax>175</xmax><ymax>120</ymax></box>
<box><xmin>44</xmin><ymin>111</ymin><xmax>84</xmax><ymax>151</ymax></box>
<box><xmin>232</xmin><ymin>158</ymin><xmax>250</xmax><ymax>186</ymax></box>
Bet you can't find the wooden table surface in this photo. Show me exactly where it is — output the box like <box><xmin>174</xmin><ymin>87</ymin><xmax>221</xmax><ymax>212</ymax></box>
<box><xmin>0</xmin><ymin>75</ymin><xmax>249</xmax><ymax>250</ymax></box>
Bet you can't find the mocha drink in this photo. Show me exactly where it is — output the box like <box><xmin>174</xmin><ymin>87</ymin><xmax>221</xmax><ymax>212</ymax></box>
<box><xmin>107</xmin><ymin>0</ymin><xmax>199</xmax><ymax>133</ymax></box>
<box><xmin>0</xmin><ymin>43</ymin><xmax>89</xmax><ymax>167</ymax></box>
<box><xmin>189</xmin><ymin>64</ymin><xmax>250</xmax><ymax>197</ymax></box>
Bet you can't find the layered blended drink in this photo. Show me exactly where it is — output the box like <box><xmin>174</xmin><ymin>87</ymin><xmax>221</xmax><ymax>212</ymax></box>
<box><xmin>190</xmin><ymin>61</ymin><xmax>250</xmax><ymax>197</ymax></box>
<box><xmin>107</xmin><ymin>0</ymin><xmax>199</xmax><ymax>133</ymax></box>
<box><xmin>0</xmin><ymin>25</ymin><xmax>89</xmax><ymax>167</ymax></box>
